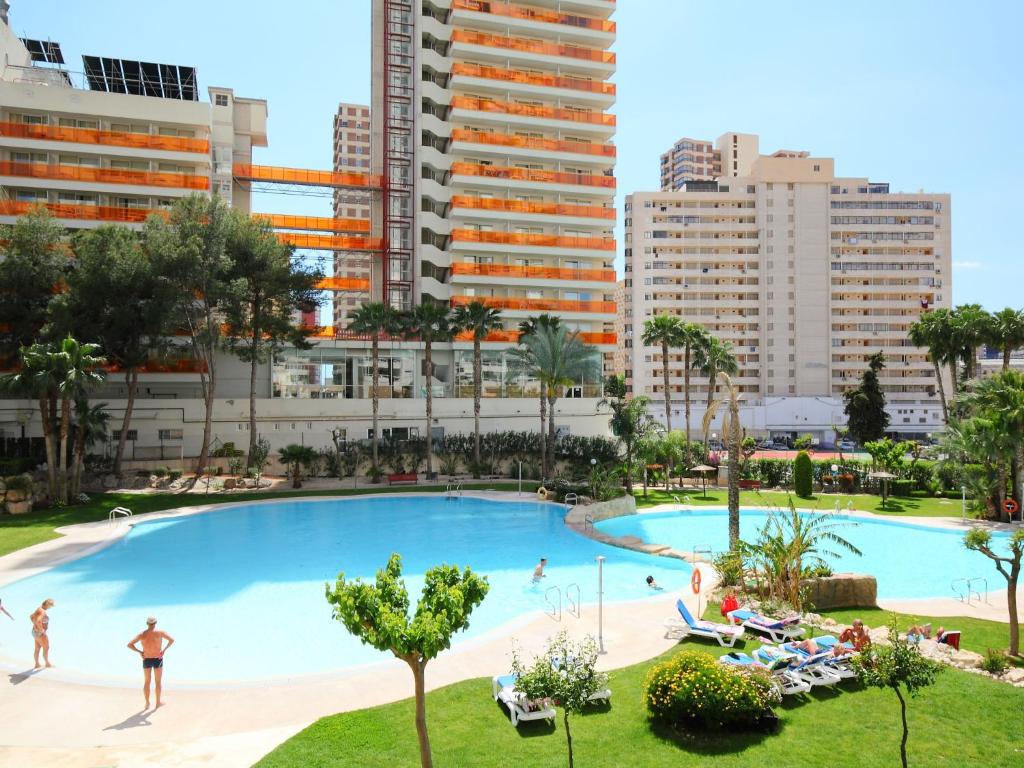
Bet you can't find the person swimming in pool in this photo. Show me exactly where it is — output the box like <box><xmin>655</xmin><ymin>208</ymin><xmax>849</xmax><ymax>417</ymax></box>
<box><xmin>30</xmin><ymin>599</ymin><xmax>54</xmax><ymax>668</ymax></box>
<box><xmin>127</xmin><ymin>616</ymin><xmax>174</xmax><ymax>709</ymax></box>
<box><xmin>645</xmin><ymin>575</ymin><xmax>663</xmax><ymax>590</ymax></box>
<box><xmin>532</xmin><ymin>558</ymin><xmax>548</xmax><ymax>581</ymax></box>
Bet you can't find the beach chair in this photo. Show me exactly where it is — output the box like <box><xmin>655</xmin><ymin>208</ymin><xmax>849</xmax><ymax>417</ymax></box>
<box><xmin>938</xmin><ymin>630</ymin><xmax>961</xmax><ymax>650</ymax></box>
<box><xmin>794</xmin><ymin>636</ymin><xmax>859</xmax><ymax>680</ymax></box>
<box><xmin>756</xmin><ymin>645</ymin><xmax>842</xmax><ymax>687</ymax></box>
<box><xmin>720</xmin><ymin>651</ymin><xmax>812</xmax><ymax>696</ymax></box>
<box><xmin>491</xmin><ymin>674</ymin><xmax>556</xmax><ymax>727</ymax></box>
<box><xmin>727</xmin><ymin>608</ymin><xmax>805</xmax><ymax>643</ymax></box>
<box><xmin>664</xmin><ymin>598</ymin><xmax>745</xmax><ymax>647</ymax></box>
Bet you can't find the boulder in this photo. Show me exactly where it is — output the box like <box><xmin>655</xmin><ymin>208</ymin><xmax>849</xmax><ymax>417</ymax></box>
<box><xmin>4</xmin><ymin>488</ymin><xmax>27</xmax><ymax>503</ymax></box>
<box><xmin>1002</xmin><ymin>668</ymin><xmax>1024</xmax><ymax>684</ymax></box>
<box><xmin>801</xmin><ymin>573</ymin><xmax>877</xmax><ymax>611</ymax></box>
<box><xmin>950</xmin><ymin>649</ymin><xmax>984</xmax><ymax>669</ymax></box>
<box><xmin>101</xmin><ymin>474</ymin><xmax>119</xmax><ymax>490</ymax></box>
<box><xmin>223</xmin><ymin>478</ymin><xmax>238</xmax><ymax>490</ymax></box>
<box><xmin>5</xmin><ymin>500</ymin><xmax>32</xmax><ymax>515</ymax></box>
<box><xmin>0</xmin><ymin>478</ymin><xmax>6</xmax><ymax>494</ymax></box>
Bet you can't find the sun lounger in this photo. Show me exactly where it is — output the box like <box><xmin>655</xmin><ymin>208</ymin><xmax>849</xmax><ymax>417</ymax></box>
<box><xmin>720</xmin><ymin>651</ymin><xmax>812</xmax><ymax>696</ymax></box>
<box><xmin>664</xmin><ymin>598</ymin><xmax>745</xmax><ymax>647</ymax></box>
<box><xmin>492</xmin><ymin>674</ymin><xmax>556</xmax><ymax>727</ymax></box>
<box><xmin>756</xmin><ymin>645</ymin><xmax>842</xmax><ymax>687</ymax></box>
<box><xmin>727</xmin><ymin>608</ymin><xmax>805</xmax><ymax>643</ymax></box>
<box><xmin>794</xmin><ymin>636</ymin><xmax>859</xmax><ymax>680</ymax></box>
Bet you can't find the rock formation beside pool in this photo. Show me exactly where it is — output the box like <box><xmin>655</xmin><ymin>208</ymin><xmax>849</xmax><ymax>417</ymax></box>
<box><xmin>1</xmin><ymin>473</ymin><xmax>37</xmax><ymax>515</ymax></box>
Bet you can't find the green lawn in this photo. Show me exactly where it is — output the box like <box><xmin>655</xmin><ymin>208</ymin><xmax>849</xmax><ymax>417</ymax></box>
<box><xmin>256</xmin><ymin>630</ymin><xmax>1024</xmax><ymax>768</ymax></box>
<box><xmin>634</xmin><ymin>488</ymin><xmax>967</xmax><ymax>518</ymax></box>
<box><xmin>0</xmin><ymin>482</ymin><xmax>539</xmax><ymax>558</ymax></box>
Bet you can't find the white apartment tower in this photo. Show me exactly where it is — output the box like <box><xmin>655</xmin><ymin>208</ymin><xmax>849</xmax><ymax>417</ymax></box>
<box><xmin>332</xmin><ymin>102</ymin><xmax>372</xmax><ymax>327</ymax></box>
<box><xmin>624</xmin><ymin>132</ymin><xmax>951</xmax><ymax>441</ymax></box>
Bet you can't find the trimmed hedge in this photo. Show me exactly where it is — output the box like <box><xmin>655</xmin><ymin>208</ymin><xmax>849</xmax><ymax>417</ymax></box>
<box><xmin>793</xmin><ymin>451</ymin><xmax>813</xmax><ymax>498</ymax></box>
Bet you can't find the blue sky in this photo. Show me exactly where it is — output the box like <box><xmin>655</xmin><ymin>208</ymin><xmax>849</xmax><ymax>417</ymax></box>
<box><xmin>9</xmin><ymin>0</ymin><xmax>1022</xmax><ymax>309</ymax></box>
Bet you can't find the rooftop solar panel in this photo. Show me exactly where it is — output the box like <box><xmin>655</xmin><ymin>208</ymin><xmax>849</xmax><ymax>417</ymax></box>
<box><xmin>81</xmin><ymin>55</ymin><xmax>199</xmax><ymax>101</ymax></box>
<box><xmin>20</xmin><ymin>38</ymin><xmax>64</xmax><ymax>64</ymax></box>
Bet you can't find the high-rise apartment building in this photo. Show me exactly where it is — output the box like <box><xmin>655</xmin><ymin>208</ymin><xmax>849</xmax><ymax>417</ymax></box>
<box><xmin>624</xmin><ymin>132</ymin><xmax>951</xmax><ymax>441</ymax></box>
<box><xmin>660</xmin><ymin>137</ymin><xmax>719</xmax><ymax>190</ymax></box>
<box><xmin>332</xmin><ymin>102</ymin><xmax>372</xmax><ymax>327</ymax></box>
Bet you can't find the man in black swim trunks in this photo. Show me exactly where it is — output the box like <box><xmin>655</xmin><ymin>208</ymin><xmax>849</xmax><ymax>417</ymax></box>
<box><xmin>127</xmin><ymin>616</ymin><xmax>174</xmax><ymax>709</ymax></box>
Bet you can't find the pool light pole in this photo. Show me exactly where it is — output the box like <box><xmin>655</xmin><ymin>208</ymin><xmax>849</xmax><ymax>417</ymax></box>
<box><xmin>596</xmin><ymin>555</ymin><xmax>606</xmax><ymax>653</ymax></box>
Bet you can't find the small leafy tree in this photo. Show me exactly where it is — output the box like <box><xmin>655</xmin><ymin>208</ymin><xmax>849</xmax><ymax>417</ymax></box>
<box><xmin>326</xmin><ymin>554</ymin><xmax>489</xmax><ymax>768</ymax></box>
<box><xmin>854</xmin><ymin>616</ymin><xmax>941</xmax><ymax>768</ymax></box>
<box><xmin>964</xmin><ymin>529</ymin><xmax>1023</xmax><ymax>655</ymax></box>
<box><xmin>600</xmin><ymin>390</ymin><xmax>658</xmax><ymax>493</ymax></box>
<box><xmin>793</xmin><ymin>451</ymin><xmax>814</xmax><ymax>498</ymax></box>
<box><xmin>277</xmin><ymin>444</ymin><xmax>318</xmax><ymax>489</ymax></box>
<box><xmin>249</xmin><ymin>437</ymin><xmax>271</xmax><ymax>486</ymax></box>
<box><xmin>511</xmin><ymin>630</ymin><xmax>608</xmax><ymax>768</ymax></box>
<box><xmin>843</xmin><ymin>351</ymin><xmax>890</xmax><ymax>444</ymax></box>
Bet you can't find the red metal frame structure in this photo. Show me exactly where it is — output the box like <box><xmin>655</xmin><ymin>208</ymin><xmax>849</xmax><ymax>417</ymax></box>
<box><xmin>381</xmin><ymin>0</ymin><xmax>415</xmax><ymax>310</ymax></box>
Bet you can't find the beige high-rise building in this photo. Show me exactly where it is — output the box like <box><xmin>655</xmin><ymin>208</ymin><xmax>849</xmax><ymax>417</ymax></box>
<box><xmin>660</xmin><ymin>136</ymin><xmax>719</xmax><ymax>190</ymax></box>
<box><xmin>332</xmin><ymin>102</ymin><xmax>372</xmax><ymax>327</ymax></box>
<box><xmin>624</xmin><ymin>132</ymin><xmax>951</xmax><ymax>442</ymax></box>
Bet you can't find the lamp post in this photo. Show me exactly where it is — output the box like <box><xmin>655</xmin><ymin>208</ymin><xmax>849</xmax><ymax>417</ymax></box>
<box><xmin>961</xmin><ymin>485</ymin><xmax>966</xmax><ymax>521</ymax></box>
<box><xmin>596</xmin><ymin>555</ymin><xmax>606</xmax><ymax>653</ymax></box>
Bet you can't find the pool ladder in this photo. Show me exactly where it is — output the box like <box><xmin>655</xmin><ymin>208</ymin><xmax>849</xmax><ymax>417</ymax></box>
<box><xmin>564</xmin><ymin>492</ymin><xmax>579</xmax><ymax>508</ymax></box>
<box><xmin>445</xmin><ymin>482</ymin><xmax>463</xmax><ymax>499</ymax></box>
<box><xmin>108</xmin><ymin>506</ymin><xmax>133</xmax><ymax>524</ymax></box>
<box><xmin>544</xmin><ymin>583</ymin><xmax>582</xmax><ymax>622</ymax></box>
<box><xmin>951</xmin><ymin>576</ymin><xmax>989</xmax><ymax>605</ymax></box>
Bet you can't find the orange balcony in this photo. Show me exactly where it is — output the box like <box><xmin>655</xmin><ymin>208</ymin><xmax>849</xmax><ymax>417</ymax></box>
<box><xmin>315</xmin><ymin>277</ymin><xmax>371</xmax><ymax>292</ymax></box>
<box><xmin>450</xmin><ymin>162</ymin><xmax>615</xmax><ymax>189</ymax></box>
<box><xmin>451</xmin><ymin>262</ymin><xmax>616</xmax><ymax>282</ymax></box>
<box><xmin>450</xmin><ymin>295</ymin><xmax>616</xmax><ymax>314</ymax></box>
<box><xmin>452</xmin><ymin>0</ymin><xmax>615</xmax><ymax>32</ymax></box>
<box><xmin>450</xmin><ymin>129</ymin><xmax>615</xmax><ymax>158</ymax></box>
<box><xmin>303</xmin><ymin>326</ymin><xmax>405</xmax><ymax>342</ymax></box>
<box><xmin>254</xmin><ymin>213</ymin><xmax>370</xmax><ymax>233</ymax></box>
<box><xmin>453</xmin><ymin>329</ymin><xmax>617</xmax><ymax>344</ymax></box>
<box><xmin>233</xmin><ymin>164</ymin><xmax>381</xmax><ymax>190</ymax></box>
<box><xmin>0</xmin><ymin>161</ymin><xmax>209</xmax><ymax>190</ymax></box>
<box><xmin>450</xmin><ymin>62</ymin><xmax>615</xmax><ymax>96</ymax></box>
<box><xmin>450</xmin><ymin>29</ymin><xmax>615</xmax><ymax>64</ymax></box>
<box><xmin>277</xmin><ymin>233</ymin><xmax>383</xmax><ymax>251</ymax></box>
<box><xmin>450</xmin><ymin>195</ymin><xmax>615</xmax><ymax>220</ymax></box>
<box><xmin>450</xmin><ymin>95</ymin><xmax>615</xmax><ymax>126</ymax></box>
<box><xmin>0</xmin><ymin>200</ymin><xmax>164</xmax><ymax>224</ymax></box>
<box><xmin>450</xmin><ymin>229</ymin><xmax>615</xmax><ymax>251</ymax></box>
<box><xmin>0</xmin><ymin>120</ymin><xmax>210</xmax><ymax>154</ymax></box>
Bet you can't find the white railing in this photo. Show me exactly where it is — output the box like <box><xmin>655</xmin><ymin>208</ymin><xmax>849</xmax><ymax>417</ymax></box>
<box><xmin>108</xmin><ymin>506</ymin><xmax>133</xmax><ymax>524</ymax></box>
<box><xmin>564</xmin><ymin>492</ymin><xmax>579</xmax><ymax>508</ymax></box>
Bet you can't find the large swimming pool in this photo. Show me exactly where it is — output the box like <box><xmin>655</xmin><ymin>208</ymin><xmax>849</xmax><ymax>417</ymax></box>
<box><xmin>596</xmin><ymin>508</ymin><xmax>1014</xmax><ymax>600</ymax></box>
<box><xmin>0</xmin><ymin>496</ymin><xmax>688</xmax><ymax>683</ymax></box>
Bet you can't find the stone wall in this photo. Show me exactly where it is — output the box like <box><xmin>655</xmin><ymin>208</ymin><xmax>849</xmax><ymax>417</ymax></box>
<box><xmin>1</xmin><ymin>473</ymin><xmax>37</xmax><ymax>515</ymax></box>
<box><xmin>802</xmin><ymin>573</ymin><xmax>877</xmax><ymax>610</ymax></box>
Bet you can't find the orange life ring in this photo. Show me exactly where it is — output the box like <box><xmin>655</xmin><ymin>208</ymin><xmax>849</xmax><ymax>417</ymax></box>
<box><xmin>1004</xmin><ymin>499</ymin><xmax>1019</xmax><ymax>516</ymax></box>
<box><xmin>691</xmin><ymin>568</ymin><xmax>702</xmax><ymax>595</ymax></box>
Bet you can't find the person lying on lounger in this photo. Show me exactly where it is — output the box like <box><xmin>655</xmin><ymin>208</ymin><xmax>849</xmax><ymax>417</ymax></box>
<box><xmin>793</xmin><ymin>638</ymin><xmax>851</xmax><ymax>658</ymax></box>
<box><xmin>838</xmin><ymin>619</ymin><xmax>871</xmax><ymax>651</ymax></box>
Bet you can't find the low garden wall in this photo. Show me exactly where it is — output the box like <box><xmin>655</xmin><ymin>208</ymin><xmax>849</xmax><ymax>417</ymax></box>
<box><xmin>802</xmin><ymin>573</ymin><xmax>877</xmax><ymax>610</ymax></box>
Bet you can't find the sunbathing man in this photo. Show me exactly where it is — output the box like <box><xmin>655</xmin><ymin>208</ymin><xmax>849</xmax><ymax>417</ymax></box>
<box><xmin>839</xmin><ymin>619</ymin><xmax>871</xmax><ymax>651</ymax></box>
<box><xmin>30</xmin><ymin>599</ymin><xmax>54</xmax><ymax>668</ymax></box>
<box><xmin>127</xmin><ymin>617</ymin><xmax>174</xmax><ymax>709</ymax></box>
<box><xmin>532</xmin><ymin>558</ymin><xmax>548</xmax><ymax>582</ymax></box>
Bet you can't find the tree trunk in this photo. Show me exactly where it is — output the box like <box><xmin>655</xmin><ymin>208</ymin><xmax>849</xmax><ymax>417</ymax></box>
<box><xmin>949</xmin><ymin>361</ymin><xmax>959</xmax><ymax>398</ymax></box>
<box><xmin>371</xmin><ymin>336</ymin><xmax>380</xmax><ymax>471</ymax></box>
<box><xmin>38</xmin><ymin>393</ymin><xmax>58</xmax><ymax>499</ymax></box>
<box><xmin>71</xmin><ymin>428</ymin><xmax>86</xmax><ymax>498</ymax></box>
<box><xmin>728</xmin><ymin>405</ymin><xmax>741</xmax><ymax>550</ymax></box>
<box><xmin>1004</xmin><ymin>345</ymin><xmax>1012</xmax><ymax>372</ymax></box>
<box><xmin>706</xmin><ymin>365</ymin><xmax>716</xmax><ymax>408</ymax></box>
<box><xmin>1013</xmin><ymin>451</ymin><xmax>1023</xmax><ymax>520</ymax></box>
<box><xmin>539</xmin><ymin>391</ymin><xmax>547</xmax><ymax>480</ymax></box>
<box><xmin>932</xmin><ymin>360</ymin><xmax>948</xmax><ymax>425</ymax></box>
<box><xmin>684</xmin><ymin>345</ymin><xmax>692</xmax><ymax>461</ymax></box>
<box><xmin>547</xmin><ymin>392</ymin><xmax>558</xmax><ymax>478</ymax></box>
<box><xmin>113</xmin><ymin>368</ymin><xmax>137</xmax><ymax>477</ymax></box>
<box><xmin>1008</xmin><ymin>564</ymin><xmax>1020</xmax><ymax>656</ymax></box>
<box><xmin>564</xmin><ymin>710</ymin><xmax>574</xmax><ymax>768</ymax></box>
<box><xmin>472</xmin><ymin>340</ymin><xmax>482</xmax><ymax>476</ymax></box>
<box><xmin>58</xmin><ymin>396</ymin><xmax>70</xmax><ymax>504</ymax></box>
<box><xmin>424</xmin><ymin>340</ymin><xmax>433</xmax><ymax>476</ymax></box>
<box><xmin>409</xmin><ymin>659</ymin><xmax>433</xmax><ymax>768</ymax></box>
<box><xmin>894</xmin><ymin>686</ymin><xmax>909</xmax><ymax>768</ymax></box>
<box><xmin>194</xmin><ymin>375</ymin><xmax>215</xmax><ymax>480</ymax></box>
<box><xmin>661</xmin><ymin>340</ymin><xmax>672</xmax><ymax>432</ymax></box>
<box><xmin>292</xmin><ymin>464</ymin><xmax>301</xmax><ymax>489</ymax></box>
<box><xmin>246</xmin><ymin>331</ymin><xmax>260</xmax><ymax>470</ymax></box>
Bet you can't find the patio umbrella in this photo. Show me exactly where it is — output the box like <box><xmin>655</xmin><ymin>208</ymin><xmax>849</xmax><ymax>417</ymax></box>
<box><xmin>868</xmin><ymin>470</ymin><xmax>897</xmax><ymax>508</ymax></box>
<box><xmin>690</xmin><ymin>464</ymin><xmax>717</xmax><ymax>498</ymax></box>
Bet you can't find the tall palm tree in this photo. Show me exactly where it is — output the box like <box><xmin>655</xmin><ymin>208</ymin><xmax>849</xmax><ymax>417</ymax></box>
<box><xmin>988</xmin><ymin>308</ymin><xmax>1024</xmax><ymax>372</ymax></box>
<box><xmin>1</xmin><ymin>343</ymin><xmax>61</xmax><ymax>498</ymax></box>
<box><xmin>517</xmin><ymin>314</ymin><xmax>562</xmax><ymax>478</ymax></box>
<box><xmin>402</xmin><ymin>303</ymin><xmax>453</xmax><ymax>476</ymax></box>
<box><xmin>678</xmin><ymin>322</ymin><xmax>710</xmax><ymax>452</ymax></box>
<box><xmin>959</xmin><ymin>370</ymin><xmax>1024</xmax><ymax>518</ymax></box>
<box><xmin>70</xmin><ymin>400</ymin><xmax>109</xmax><ymax>498</ymax></box>
<box><xmin>909</xmin><ymin>310</ymin><xmax>953</xmax><ymax>424</ymax></box>
<box><xmin>703</xmin><ymin>372</ymin><xmax>743</xmax><ymax>550</ymax></box>
<box><xmin>950</xmin><ymin>304</ymin><xmax>992</xmax><ymax>384</ymax></box>
<box><xmin>451</xmin><ymin>300</ymin><xmax>503</xmax><ymax>476</ymax></box>
<box><xmin>641</xmin><ymin>315</ymin><xmax>683</xmax><ymax>431</ymax></box>
<box><xmin>694</xmin><ymin>335</ymin><xmax>738</xmax><ymax>408</ymax></box>
<box><xmin>348</xmin><ymin>302</ymin><xmax>401</xmax><ymax>474</ymax></box>
<box><xmin>52</xmin><ymin>337</ymin><xmax>106</xmax><ymax>503</ymax></box>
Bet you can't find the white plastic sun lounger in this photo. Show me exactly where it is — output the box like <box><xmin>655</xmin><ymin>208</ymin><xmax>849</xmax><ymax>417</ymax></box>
<box><xmin>727</xmin><ymin>608</ymin><xmax>805</xmax><ymax>643</ymax></box>
<box><xmin>755</xmin><ymin>645</ymin><xmax>842</xmax><ymax>687</ymax></box>
<box><xmin>664</xmin><ymin>598</ymin><xmax>745</xmax><ymax>648</ymax></box>
<box><xmin>492</xmin><ymin>674</ymin><xmax>556</xmax><ymax>727</ymax></box>
<box><xmin>798</xmin><ymin>636</ymin><xmax>859</xmax><ymax>680</ymax></box>
<box><xmin>719</xmin><ymin>651</ymin><xmax>812</xmax><ymax>696</ymax></box>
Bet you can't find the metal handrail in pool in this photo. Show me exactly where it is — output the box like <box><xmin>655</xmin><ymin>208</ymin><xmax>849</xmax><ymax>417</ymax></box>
<box><xmin>566</xmin><ymin>583</ymin><xmax>581</xmax><ymax>619</ymax></box>
<box><xmin>545</xmin><ymin>585</ymin><xmax>562</xmax><ymax>622</ymax></box>
<box><xmin>108</xmin><ymin>506</ymin><xmax>132</xmax><ymax>524</ymax></box>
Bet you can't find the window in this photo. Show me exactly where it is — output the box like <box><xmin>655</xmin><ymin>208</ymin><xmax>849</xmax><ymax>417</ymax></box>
<box><xmin>158</xmin><ymin>429</ymin><xmax>184</xmax><ymax>440</ymax></box>
<box><xmin>112</xmin><ymin>429</ymin><xmax>138</xmax><ymax>441</ymax></box>
<box><xmin>214</xmin><ymin>94</ymin><xmax>229</xmax><ymax>107</ymax></box>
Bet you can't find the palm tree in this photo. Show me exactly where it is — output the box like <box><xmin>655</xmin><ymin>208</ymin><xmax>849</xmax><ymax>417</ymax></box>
<box><xmin>679</xmin><ymin>322</ymin><xmax>709</xmax><ymax>455</ymax></box>
<box><xmin>703</xmin><ymin>372</ymin><xmax>743</xmax><ymax>550</ymax></box>
<box><xmin>517</xmin><ymin>314</ymin><xmax>562</xmax><ymax>478</ymax></box>
<box><xmin>600</xmin><ymin>394</ymin><xmax>658</xmax><ymax>492</ymax></box>
<box><xmin>1</xmin><ymin>343</ymin><xmax>61</xmax><ymax>498</ymax></box>
<box><xmin>402</xmin><ymin>303</ymin><xmax>453</xmax><ymax>477</ymax></box>
<box><xmin>641</xmin><ymin>315</ymin><xmax>683</xmax><ymax>431</ymax></box>
<box><xmin>909</xmin><ymin>311</ymin><xmax>953</xmax><ymax>424</ymax></box>
<box><xmin>451</xmin><ymin>300</ymin><xmax>503</xmax><ymax>476</ymax></box>
<box><xmin>70</xmin><ymin>400</ymin><xmax>109</xmax><ymax>498</ymax></box>
<box><xmin>988</xmin><ymin>308</ymin><xmax>1024</xmax><ymax>372</ymax></box>
<box><xmin>52</xmin><ymin>337</ymin><xmax>106</xmax><ymax>503</ymax></box>
<box><xmin>950</xmin><ymin>304</ymin><xmax>992</xmax><ymax>384</ymax></box>
<box><xmin>278</xmin><ymin>444</ymin><xmax>319</xmax><ymax>489</ymax></box>
<box><xmin>348</xmin><ymin>302</ymin><xmax>401</xmax><ymax>474</ymax></box>
<box><xmin>694</xmin><ymin>334</ymin><xmax>738</xmax><ymax>408</ymax></box>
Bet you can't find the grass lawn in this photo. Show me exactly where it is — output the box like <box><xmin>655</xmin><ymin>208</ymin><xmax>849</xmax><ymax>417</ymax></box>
<box><xmin>0</xmin><ymin>482</ymin><xmax>539</xmax><ymax>558</ymax></box>
<box><xmin>634</xmin><ymin>488</ymin><xmax>966</xmax><ymax>518</ymax></box>
<box><xmin>256</xmin><ymin>630</ymin><xmax>1024</xmax><ymax>768</ymax></box>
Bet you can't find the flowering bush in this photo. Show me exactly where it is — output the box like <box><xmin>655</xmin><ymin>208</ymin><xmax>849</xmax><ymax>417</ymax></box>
<box><xmin>643</xmin><ymin>650</ymin><xmax>780</xmax><ymax>729</ymax></box>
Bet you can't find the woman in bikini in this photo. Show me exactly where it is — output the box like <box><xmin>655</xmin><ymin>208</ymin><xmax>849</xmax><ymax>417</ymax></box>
<box><xmin>30</xmin><ymin>598</ymin><xmax>54</xmax><ymax>669</ymax></box>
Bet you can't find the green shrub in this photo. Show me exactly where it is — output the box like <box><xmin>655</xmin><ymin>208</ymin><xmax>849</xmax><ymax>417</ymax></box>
<box><xmin>890</xmin><ymin>479</ymin><xmax>916</xmax><ymax>497</ymax></box>
<box><xmin>793</xmin><ymin>433</ymin><xmax>814</xmax><ymax>451</ymax></box>
<box><xmin>0</xmin><ymin>457</ymin><xmax>39</xmax><ymax>475</ymax></box>
<box><xmin>712</xmin><ymin>550</ymin><xmax>744</xmax><ymax>588</ymax></box>
<box><xmin>907</xmin><ymin>460</ymin><xmax>936</xmax><ymax>491</ymax></box>
<box><xmin>168</xmin><ymin>470</ymin><xmax>183</xmax><ymax>482</ymax></box>
<box><xmin>981</xmin><ymin>648</ymin><xmax>1009</xmax><ymax>676</ymax></box>
<box><xmin>3</xmin><ymin>474</ymin><xmax>34</xmax><ymax>493</ymax></box>
<box><xmin>152</xmin><ymin>467</ymin><xmax>168</xmax><ymax>479</ymax></box>
<box><xmin>793</xmin><ymin>452</ymin><xmax>813</xmax><ymax>498</ymax></box>
<box><xmin>643</xmin><ymin>650</ymin><xmax>780</xmax><ymax>729</ymax></box>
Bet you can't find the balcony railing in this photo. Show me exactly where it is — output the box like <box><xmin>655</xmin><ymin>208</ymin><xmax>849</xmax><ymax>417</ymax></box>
<box><xmin>0</xmin><ymin>120</ymin><xmax>210</xmax><ymax>154</ymax></box>
<box><xmin>451</xmin><ymin>295</ymin><xmax>616</xmax><ymax>313</ymax></box>
<box><xmin>277</xmin><ymin>233</ymin><xmax>383</xmax><ymax>251</ymax></box>
<box><xmin>450</xmin><ymin>29</ymin><xmax>616</xmax><ymax>64</ymax></box>
<box><xmin>450</xmin><ymin>128</ymin><xmax>615</xmax><ymax>158</ymax></box>
<box><xmin>450</xmin><ymin>162</ymin><xmax>615</xmax><ymax>189</ymax></box>
<box><xmin>450</xmin><ymin>229</ymin><xmax>615</xmax><ymax>250</ymax></box>
<box><xmin>0</xmin><ymin>200</ymin><xmax>162</xmax><ymax>223</ymax></box>
<box><xmin>0</xmin><ymin>161</ymin><xmax>209</xmax><ymax>190</ymax></box>
<box><xmin>315</xmin><ymin>277</ymin><xmax>371</xmax><ymax>292</ymax></box>
<box><xmin>233</xmin><ymin>163</ymin><xmax>382</xmax><ymax>190</ymax></box>
<box><xmin>450</xmin><ymin>262</ymin><xmax>616</xmax><ymax>282</ymax></box>
<box><xmin>451</xmin><ymin>0</ymin><xmax>616</xmax><ymax>33</ymax></box>
<box><xmin>254</xmin><ymin>214</ymin><xmax>370</xmax><ymax>233</ymax></box>
<box><xmin>450</xmin><ymin>195</ymin><xmax>615</xmax><ymax>220</ymax></box>
<box><xmin>450</xmin><ymin>95</ymin><xmax>616</xmax><ymax>126</ymax></box>
<box><xmin>450</xmin><ymin>62</ymin><xmax>615</xmax><ymax>95</ymax></box>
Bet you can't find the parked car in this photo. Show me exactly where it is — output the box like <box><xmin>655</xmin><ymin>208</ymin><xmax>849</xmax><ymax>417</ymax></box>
<box><xmin>836</xmin><ymin>439</ymin><xmax>857</xmax><ymax>452</ymax></box>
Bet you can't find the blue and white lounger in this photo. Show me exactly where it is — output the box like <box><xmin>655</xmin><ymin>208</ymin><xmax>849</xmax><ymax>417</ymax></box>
<box><xmin>792</xmin><ymin>635</ymin><xmax>859</xmax><ymax>680</ymax></box>
<box><xmin>755</xmin><ymin>645</ymin><xmax>842</xmax><ymax>687</ymax></box>
<box><xmin>492</xmin><ymin>674</ymin><xmax>556</xmax><ymax>727</ymax></box>
<box><xmin>665</xmin><ymin>598</ymin><xmax>745</xmax><ymax>647</ymax></box>
<box><xmin>727</xmin><ymin>608</ymin><xmax>805</xmax><ymax>643</ymax></box>
<box><xmin>720</xmin><ymin>651</ymin><xmax>812</xmax><ymax>695</ymax></box>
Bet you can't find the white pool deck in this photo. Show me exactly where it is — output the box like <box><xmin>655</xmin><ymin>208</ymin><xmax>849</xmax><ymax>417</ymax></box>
<box><xmin>0</xmin><ymin>492</ymin><xmax>1020</xmax><ymax>767</ymax></box>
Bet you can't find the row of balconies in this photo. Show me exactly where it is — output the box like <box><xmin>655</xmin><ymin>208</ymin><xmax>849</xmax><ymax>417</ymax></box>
<box><xmin>0</xmin><ymin>160</ymin><xmax>207</xmax><ymax>190</ymax></box>
<box><xmin>0</xmin><ymin>120</ymin><xmax>209</xmax><ymax>154</ymax></box>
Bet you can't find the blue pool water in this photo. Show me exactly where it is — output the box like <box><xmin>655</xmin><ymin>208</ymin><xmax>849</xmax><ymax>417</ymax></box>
<box><xmin>0</xmin><ymin>496</ymin><xmax>688</xmax><ymax>682</ymax></box>
<box><xmin>597</xmin><ymin>508</ymin><xmax>1015</xmax><ymax>600</ymax></box>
